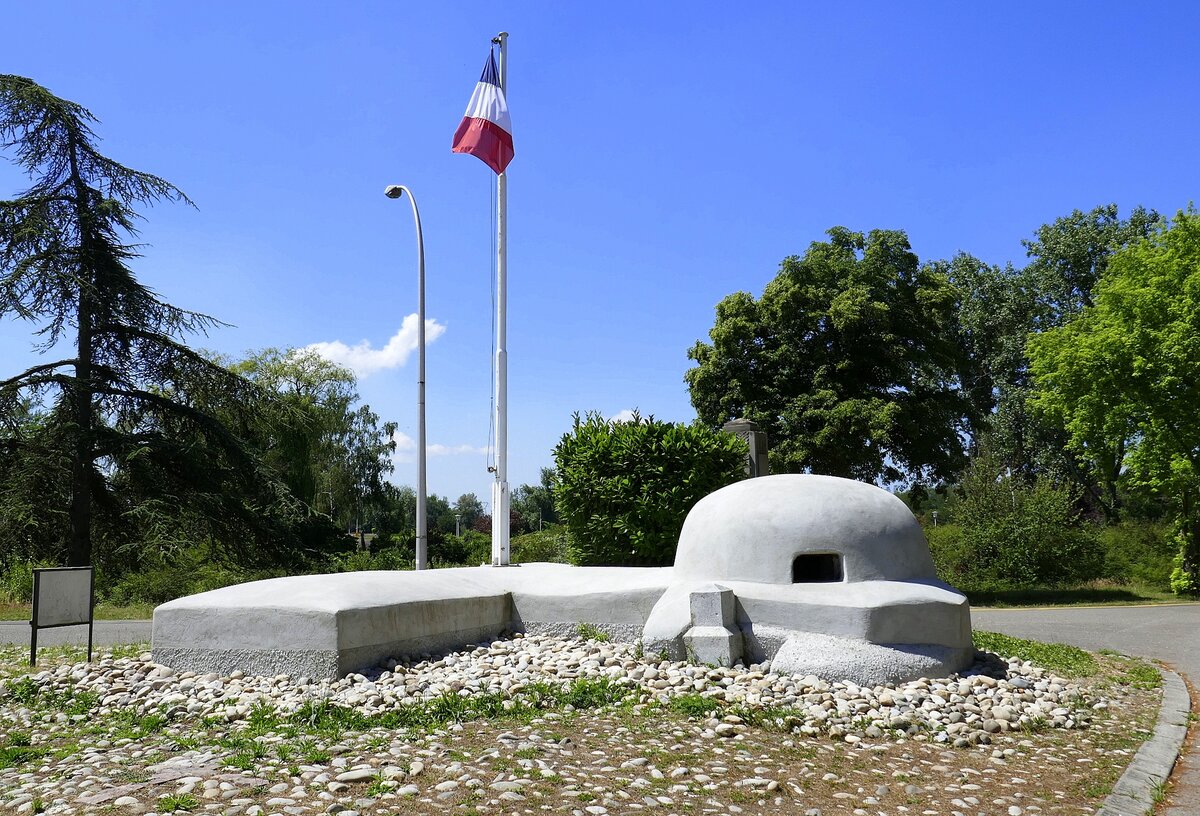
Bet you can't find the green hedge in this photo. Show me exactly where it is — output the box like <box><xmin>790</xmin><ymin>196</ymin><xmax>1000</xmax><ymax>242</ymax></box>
<box><xmin>553</xmin><ymin>412</ymin><xmax>746</xmax><ymax>567</ymax></box>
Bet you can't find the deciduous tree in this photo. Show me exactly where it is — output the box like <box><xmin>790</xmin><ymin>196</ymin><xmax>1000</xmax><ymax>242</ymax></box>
<box><xmin>686</xmin><ymin>227</ymin><xmax>969</xmax><ymax>486</ymax></box>
<box><xmin>1028</xmin><ymin>210</ymin><xmax>1200</xmax><ymax>592</ymax></box>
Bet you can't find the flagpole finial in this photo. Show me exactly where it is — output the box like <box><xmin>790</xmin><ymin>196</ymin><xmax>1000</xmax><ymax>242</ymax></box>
<box><xmin>493</xmin><ymin>31</ymin><xmax>508</xmax><ymax>43</ymax></box>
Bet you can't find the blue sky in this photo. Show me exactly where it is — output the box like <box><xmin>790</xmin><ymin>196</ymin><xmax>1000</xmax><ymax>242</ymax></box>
<box><xmin>3</xmin><ymin>2</ymin><xmax>1198</xmax><ymax>506</ymax></box>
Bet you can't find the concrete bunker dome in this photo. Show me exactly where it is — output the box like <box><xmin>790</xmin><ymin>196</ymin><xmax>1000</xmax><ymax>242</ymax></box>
<box><xmin>673</xmin><ymin>474</ymin><xmax>937</xmax><ymax>584</ymax></box>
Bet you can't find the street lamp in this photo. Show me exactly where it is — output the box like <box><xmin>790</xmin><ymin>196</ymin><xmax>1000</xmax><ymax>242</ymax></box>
<box><xmin>385</xmin><ymin>184</ymin><xmax>427</xmax><ymax>571</ymax></box>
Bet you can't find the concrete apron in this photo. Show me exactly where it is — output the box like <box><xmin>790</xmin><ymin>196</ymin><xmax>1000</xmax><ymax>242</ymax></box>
<box><xmin>152</xmin><ymin>563</ymin><xmax>971</xmax><ymax>682</ymax></box>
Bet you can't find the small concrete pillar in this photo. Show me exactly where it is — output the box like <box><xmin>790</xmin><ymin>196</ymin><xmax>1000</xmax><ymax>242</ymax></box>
<box><xmin>722</xmin><ymin>418</ymin><xmax>769</xmax><ymax>477</ymax></box>
<box><xmin>683</xmin><ymin>583</ymin><xmax>743</xmax><ymax>667</ymax></box>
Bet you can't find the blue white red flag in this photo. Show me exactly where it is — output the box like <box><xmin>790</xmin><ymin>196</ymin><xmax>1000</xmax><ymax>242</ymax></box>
<box><xmin>451</xmin><ymin>51</ymin><xmax>514</xmax><ymax>174</ymax></box>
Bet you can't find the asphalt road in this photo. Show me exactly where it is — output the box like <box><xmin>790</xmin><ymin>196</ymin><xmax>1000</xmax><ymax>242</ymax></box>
<box><xmin>0</xmin><ymin>619</ymin><xmax>151</xmax><ymax>648</ymax></box>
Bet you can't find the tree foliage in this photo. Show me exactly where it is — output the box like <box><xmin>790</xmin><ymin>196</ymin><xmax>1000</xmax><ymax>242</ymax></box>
<box><xmin>0</xmin><ymin>75</ymin><xmax>305</xmax><ymax>570</ymax></box>
<box><xmin>512</xmin><ymin>467</ymin><xmax>558</xmax><ymax>530</ymax></box>
<box><xmin>1023</xmin><ymin>204</ymin><xmax>1164</xmax><ymax>323</ymax></box>
<box><xmin>686</xmin><ymin>227</ymin><xmax>969</xmax><ymax>486</ymax></box>
<box><xmin>452</xmin><ymin>493</ymin><xmax>485</xmax><ymax>531</ymax></box>
<box><xmin>553</xmin><ymin>412</ymin><xmax>745</xmax><ymax>567</ymax></box>
<box><xmin>1028</xmin><ymin>210</ymin><xmax>1200</xmax><ymax>592</ymax></box>
<box><xmin>226</xmin><ymin>347</ymin><xmax>397</xmax><ymax>537</ymax></box>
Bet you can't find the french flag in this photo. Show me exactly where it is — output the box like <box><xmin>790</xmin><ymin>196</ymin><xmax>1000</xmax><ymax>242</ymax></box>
<box><xmin>451</xmin><ymin>51</ymin><xmax>514</xmax><ymax>175</ymax></box>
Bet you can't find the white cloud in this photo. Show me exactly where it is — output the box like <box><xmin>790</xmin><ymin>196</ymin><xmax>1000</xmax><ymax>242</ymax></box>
<box><xmin>610</xmin><ymin>409</ymin><xmax>638</xmax><ymax>423</ymax></box>
<box><xmin>391</xmin><ymin>431</ymin><xmax>488</xmax><ymax>463</ymax></box>
<box><xmin>392</xmin><ymin>430</ymin><xmax>417</xmax><ymax>453</ymax></box>
<box><xmin>305</xmin><ymin>313</ymin><xmax>446</xmax><ymax>378</ymax></box>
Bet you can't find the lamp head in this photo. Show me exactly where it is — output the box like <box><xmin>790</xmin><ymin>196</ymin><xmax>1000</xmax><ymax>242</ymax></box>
<box><xmin>384</xmin><ymin>185</ymin><xmax>404</xmax><ymax>199</ymax></box>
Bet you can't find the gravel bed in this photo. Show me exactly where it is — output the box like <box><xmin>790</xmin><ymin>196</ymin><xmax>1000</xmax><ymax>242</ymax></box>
<box><xmin>0</xmin><ymin>634</ymin><xmax>1160</xmax><ymax>815</ymax></box>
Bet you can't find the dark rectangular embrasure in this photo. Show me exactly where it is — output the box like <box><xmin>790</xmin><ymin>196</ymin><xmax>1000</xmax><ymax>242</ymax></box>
<box><xmin>792</xmin><ymin>553</ymin><xmax>843</xmax><ymax>583</ymax></box>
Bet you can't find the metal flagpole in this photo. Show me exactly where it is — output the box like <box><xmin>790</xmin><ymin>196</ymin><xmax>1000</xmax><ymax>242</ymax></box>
<box><xmin>491</xmin><ymin>30</ymin><xmax>511</xmax><ymax>566</ymax></box>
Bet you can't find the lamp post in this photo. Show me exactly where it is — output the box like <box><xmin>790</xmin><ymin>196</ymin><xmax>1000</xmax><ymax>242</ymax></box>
<box><xmin>455</xmin><ymin>513</ymin><xmax>462</xmax><ymax>537</ymax></box>
<box><xmin>385</xmin><ymin>184</ymin><xmax>427</xmax><ymax>571</ymax></box>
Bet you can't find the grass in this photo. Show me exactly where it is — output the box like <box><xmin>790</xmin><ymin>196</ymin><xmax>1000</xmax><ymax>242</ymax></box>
<box><xmin>0</xmin><ymin>730</ymin><xmax>48</xmax><ymax>770</ymax></box>
<box><xmin>0</xmin><ymin>601</ymin><xmax>158</xmax><ymax>621</ymax></box>
<box><xmin>1098</xmin><ymin>649</ymin><xmax>1163</xmax><ymax>689</ymax></box>
<box><xmin>668</xmin><ymin>693</ymin><xmax>722</xmax><ymax>718</ymax></box>
<box><xmin>972</xmin><ymin>630</ymin><xmax>1098</xmax><ymax>676</ymax></box>
<box><xmin>965</xmin><ymin>582</ymin><xmax>1186</xmax><ymax>608</ymax></box>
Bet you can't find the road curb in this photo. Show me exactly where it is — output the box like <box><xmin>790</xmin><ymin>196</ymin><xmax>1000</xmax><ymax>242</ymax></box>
<box><xmin>1098</xmin><ymin>668</ymin><xmax>1190</xmax><ymax>816</ymax></box>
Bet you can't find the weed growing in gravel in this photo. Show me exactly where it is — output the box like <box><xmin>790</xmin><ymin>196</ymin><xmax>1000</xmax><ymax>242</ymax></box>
<box><xmin>0</xmin><ymin>644</ymin><xmax>147</xmax><ymax>680</ymax></box>
<box><xmin>668</xmin><ymin>693</ymin><xmax>721</xmax><ymax>718</ymax></box>
<box><xmin>222</xmin><ymin>751</ymin><xmax>257</xmax><ymax>771</ymax></box>
<box><xmin>0</xmin><ymin>730</ymin><xmax>47</xmax><ymax>770</ymax></box>
<box><xmin>576</xmin><ymin>622</ymin><xmax>610</xmax><ymax>642</ymax></box>
<box><xmin>0</xmin><ymin>675</ymin><xmax>99</xmax><ymax>717</ymax></box>
<box><xmin>364</xmin><ymin>776</ymin><xmax>394</xmax><ymax>797</ymax></box>
<box><xmin>362</xmin><ymin>732</ymin><xmax>391</xmax><ymax>751</ymax></box>
<box><xmin>296</xmin><ymin>738</ymin><xmax>330</xmax><ymax>763</ymax></box>
<box><xmin>522</xmin><ymin>680</ymin><xmax>559</xmax><ymax>709</ymax></box>
<box><xmin>245</xmin><ymin>700</ymin><xmax>281</xmax><ymax>733</ymax></box>
<box><xmin>1020</xmin><ymin>715</ymin><xmax>1050</xmax><ymax>733</ymax></box>
<box><xmin>110</xmin><ymin>710</ymin><xmax>168</xmax><ymax>740</ymax></box>
<box><xmin>1110</xmin><ymin>657</ymin><xmax>1162</xmax><ymax>689</ymax></box>
<box><xmin>730</xmin><ymin>704</ymin><xmax>793</xmax><ymax>730</ymax></box>
<box><xmin>157</xmin><ymin>793</ymin><xmax>199</xmax><ymax>812</ymax></box>
<box><xmin>561</xmin><ymin>677</ymin><xmax>625</xmax><ymax>709</ymax></box>
<box><xmin>972</xmin><ymin>630</ymin><xmax>1097</xmax><ymax>676</ymax></box>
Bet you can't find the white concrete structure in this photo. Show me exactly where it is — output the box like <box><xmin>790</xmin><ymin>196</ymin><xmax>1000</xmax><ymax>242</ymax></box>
<box><xmin>153</xmin><ymin>475</ymin><xmax>973</xmax><ymax>685</ymax></box>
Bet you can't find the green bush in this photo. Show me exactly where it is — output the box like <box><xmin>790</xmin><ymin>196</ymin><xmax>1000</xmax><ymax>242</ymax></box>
<box><xmin>430</xmin><ymin>532</ymin><xmax>491</xmax><ymax>567</ymax></box>
<box><xmin>553</xmin><ymin>412</ymin><xmax>746</xmax><ymax>567</ymax></box>
<box><xmin>102</xmin><ymin>557</ymin><xmax>278</xmax><ymax>605</ymax></box>
<box><xmin>945</xmin><ymin>449</ymin><xmax>1104</xmax><ymax>590</ymax></box>
<box><xmin>324</xmin><ymin>540</ymin><xmax>417</xmax><ymax>571</ymax></box>
<box><xmin>1099</xmin><ymin>520</ymin><xmax>1175</xmax><ymax>589</ymax></box>
<box><xmin>511</xmin><ymin>525</ymin><xmax>571</xmax><ymax>564</ymax></box>
<box><xmin>924</xmin><ymin>523</ymin><xmax>967</xmax><ymax>585</ymax></box>
<box><xmin>1170</xmin><ymin>534</ymin><xmax>1200</xmax><ymax>596</ymax></box>
<box><xmin>0</xmin><ymin>561</ymin><xmax>40</xmax><ymax>604</ymax></box>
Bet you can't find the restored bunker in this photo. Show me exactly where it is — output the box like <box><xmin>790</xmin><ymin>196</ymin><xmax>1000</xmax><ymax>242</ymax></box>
<box><xmin>152</xmin><ymin>474</ymin><xmax>973</xmax><ymax>685</ymax></box>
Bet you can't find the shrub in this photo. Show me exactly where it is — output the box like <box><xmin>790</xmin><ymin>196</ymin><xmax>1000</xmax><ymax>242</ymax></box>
<box><xmin>1171</xmin><ymin>536</ymin><xmax>1200</xmax><ymax>596</ymax></box>
<box><xmin>511</xmin><ymin>525</ymin><xmax>571</xmax><ymax>564</ymax></box>
<box><xmin>948</xmin><ymin>449</ymin><xmax>1104</xmax><ymax>589</ymax></box>
<box><xmin>553</xmin><ymin>412</ymin><xmax>746</xmax><ymax>567</ymax></box>
<box><xmin>102</xmin><ymin>556</ymin><xmax>279</xmax><ymax>605</ymax></box>
<box><xmin>1098</xmin><ymin>520</ymin><xmax>1175</xmax><ymax>589</ymax></box>
<box><xmin>0</xmin><ymin>561</ymin><xmax>40</xmax><ymax>604</ymax></box>
<box><xmin>924</xmin><ymin>523</ymin><xmax>967</xmax><ymax>585</ymax></box>
<box><xmin>430</xmin><ymin>532</ymin><xmax>490</xmax><ymax>567</ymax></box>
